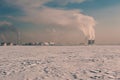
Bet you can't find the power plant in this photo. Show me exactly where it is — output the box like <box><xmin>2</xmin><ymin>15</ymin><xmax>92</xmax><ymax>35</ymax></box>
<box><xmin>88</xmin><ymin>40</ymin><xmax>95</xmax><ymax>45</ymax></box>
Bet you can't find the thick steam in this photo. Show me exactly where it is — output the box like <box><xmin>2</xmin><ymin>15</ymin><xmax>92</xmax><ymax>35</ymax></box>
<box><xmin>73</xmin><ymin>13</ymin><xmax>96</xmax><ymax>40</ymax></box>
<box><xmin>29</xmin><ymin>8</ymin><xmax>96</xmax><ymax>40</ymax></box>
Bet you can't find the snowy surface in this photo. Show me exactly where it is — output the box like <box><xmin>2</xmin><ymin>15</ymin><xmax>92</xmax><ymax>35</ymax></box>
<box><xmin>0</xmin><ymin>46</ymin><xmax>120</xmax><ymax>80</ymax></box>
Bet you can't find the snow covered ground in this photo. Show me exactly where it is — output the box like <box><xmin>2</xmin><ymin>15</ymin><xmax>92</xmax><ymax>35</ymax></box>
<box><xmin>0</xmin><ymin>46</ymin><xmax>120</xmax><ymax>80</ymax></box>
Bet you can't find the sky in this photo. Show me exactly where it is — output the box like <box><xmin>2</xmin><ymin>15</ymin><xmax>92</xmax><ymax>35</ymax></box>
<box><xmin>0</xmin><ymin>0</ymin><xmax>120</xmax><ymax>45</ymax></box>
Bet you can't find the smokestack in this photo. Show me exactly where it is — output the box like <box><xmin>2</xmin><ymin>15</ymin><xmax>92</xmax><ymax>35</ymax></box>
<box><xmin>88</xmin><ymin>40</ymin><xmax>91</xmax><ymax>45</ymax></box>
<box><xmin>88</xmin><ymin>40</ymin><xmax>95</xmax><ymax>45</ymax></box>
<box><xmin>17</xmin><ymin>31</ymin><xmax>21</xmax><ymax>45</ymax></box>
<box><xmin>92</xmin><ymin>40</ymin><xmax>95</xmax><ymax>44</ymax></box>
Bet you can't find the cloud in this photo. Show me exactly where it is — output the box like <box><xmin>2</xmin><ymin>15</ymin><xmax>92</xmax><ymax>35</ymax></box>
<box><xmin>0</xmin><ymin>21</ymin><xmax>17</xmax><ymax>33</ymax></box>
<box><xmin>5</xmin><ymin>0</ymin><xmax>50</xmax><ymax>8</ymax></box>
<box><xmin>49</xmin><ymin>0</ymin><xmax>87</xmax><ymax>6</ymax></box>
<box><xmin>67</xmin><ymin>0</ymin><xmax>86</xmax><ymax>3</ymax></box>
<box><xmin>5</xmin><ymin>0</ymin><xmax>87</xmax><ymax>8</ymax></box>
<box><xmin>0</xmin><ymin>21</ymin><xmax>18</xmax><ymax>42</ymax></box>
<box><xmin>0</xmin><ymin>21</ymin><xmax>12</xmax><ymax>26</ymax></box>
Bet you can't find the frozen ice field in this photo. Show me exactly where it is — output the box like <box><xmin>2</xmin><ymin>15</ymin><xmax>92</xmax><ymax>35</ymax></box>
<box><xmin>0</xmin><ymin>46</ymin><xmax>120</xmax><ymax>80</ymax></box>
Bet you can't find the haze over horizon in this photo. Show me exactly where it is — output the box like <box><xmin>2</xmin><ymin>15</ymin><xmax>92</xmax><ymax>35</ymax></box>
<box><xmin>0</xmin><ymin>0</ymin><xmax>120</xmax><ymax>45</ymax></box>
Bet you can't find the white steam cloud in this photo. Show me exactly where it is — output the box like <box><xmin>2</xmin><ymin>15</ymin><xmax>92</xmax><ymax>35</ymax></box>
<box><xmin>21</xmin><ymin>8</ymin><xmax>96</xmax><ymax>40</ymax></box>
<box><xmin>5</xmin><ymin>0</ymin><xmax>96</xmax><ymax>41</ymax></box>
<box><xmin>73</xmin><ymin>13</ymin><xmax>96</xmax><ymax>40</ymax></box>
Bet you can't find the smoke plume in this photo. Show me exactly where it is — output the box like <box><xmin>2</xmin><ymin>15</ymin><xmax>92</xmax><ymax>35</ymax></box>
<box><xmin>0</xmin><ymin>21</ymin><xmax>18</xmax><ymax>42</ymax></box>
<box><xmin>21</xmin><ymin>8</ymin><xmax>96</xmax><ymax>41</ymax></box>
<box><xmin>73</xmin><ymin>13</ymin><xmax>96</xmax><ymax>40</ymax></box>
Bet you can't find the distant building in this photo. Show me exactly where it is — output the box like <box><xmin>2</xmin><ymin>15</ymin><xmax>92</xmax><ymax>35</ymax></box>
<box><xmin>7</xmin><ymin>43</ymin><xmax>14</xmax><ymax>46</ymax></box>
<box><xmin>43</xmin><ymin>42</ymin><xmax>49</xmax><ymax>46</ymax></box>
<box><xmin>49</xmin><ymin>42</ymin><xmax>55</xmax><ymax>46</ymax></box>
<box><xmin>0</xmin><ymin>42</ymin><xmax>7</xmax><ymax>46</ymax></box>
<box><xmin>38</xmin><ymin>42</ymin><xmax>44</xmax><ymax>46</ymax></box>
<box><xmin>24</xmin><ymin>42</ymin><xmax>33</xmax><ymax>46</ymax></box>
<box><xmin>0</xmin><ymin>42</ymin><xmax>14</xmax><ymax>46</ymax></box>
<box><xmin>23</xmin><ymin>41</ymin><xmax>56</xmax><ymax>46</ymax></box>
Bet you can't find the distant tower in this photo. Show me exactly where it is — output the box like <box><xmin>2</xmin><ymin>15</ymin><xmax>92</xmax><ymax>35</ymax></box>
<box><xmin>17</xmin><ymin>31</ymin><xmax>21</xmax><ymax>45</ymax></box>
<box><xmin>52</xmin><ymin>28</ymin><xmax>56</xmax><ymax>44</ymax></box>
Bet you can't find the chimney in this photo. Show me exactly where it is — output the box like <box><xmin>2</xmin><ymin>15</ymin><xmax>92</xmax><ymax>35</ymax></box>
<box><xmin>92</xmin><ymin>40</ymin><xmax>95</xmax><ymax>44</ymax></box>
<box><xmin>88</xmin><ymin>40</ymin><xmax>91</xmax><ymax>45</ymax></box>
<box><xmin>17</xmin><ymin>32</ymin><xmax>21</xmax><ymax>45</ymax></box>
<box><xmin>88</xmin><ymin>40</ymin><xmax>95</xmax><ymax>45</ymax></box>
